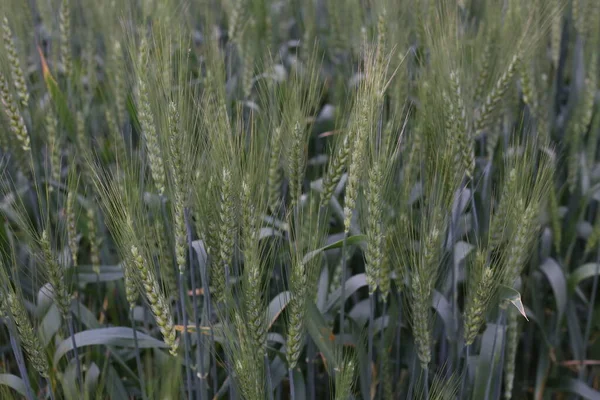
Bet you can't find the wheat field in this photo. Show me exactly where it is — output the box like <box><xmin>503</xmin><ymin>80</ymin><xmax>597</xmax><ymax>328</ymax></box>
<box><xmin>0</xmin><ymin>0</ymin><xmax>599</xmax><ymax>399</ymax></box>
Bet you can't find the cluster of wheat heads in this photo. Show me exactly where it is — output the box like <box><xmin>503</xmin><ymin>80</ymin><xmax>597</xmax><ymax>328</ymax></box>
<box><xmin>0</xmin><ymin>0</ymin><xmax>599</xmax><ymax>399</ymax></box>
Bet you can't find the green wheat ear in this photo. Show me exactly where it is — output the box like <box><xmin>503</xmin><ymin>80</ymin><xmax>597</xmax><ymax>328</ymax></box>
<box><xmin>2</xmin><ymin>17</ymin><xmax>28</xmax><ymax>108</ymax></box>
<box><xmin>4</xmin><ymin>286</ymin><xmax>49</xmax><ymax>378</ymax></box>
<box><xmin>0</xmin><ymin>72</ymin><xmax>30</xmax><ymax>155</ymax></box>
<box><xmin>130</xmin><ymin>245</ymin><xmax>178</xmax><ymax>355</ymax></box>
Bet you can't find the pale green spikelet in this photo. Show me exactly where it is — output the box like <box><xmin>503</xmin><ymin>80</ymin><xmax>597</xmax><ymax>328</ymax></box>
<box><xmin>59</xmin><ymin>0</ymin><xmax>71</xmax><ymax>76</ymax></box>
<box><xmin>215</xmin><ymin>167</ymin><xmax>235</xmax><ymax>303</ymax></box>
<box><xmin>503</xmin><ymin>308</ymin><xmax>519</xmax><ymax>400</ymax></box>
<box><xmin>288</xmin><ymin>121</ymin><xmax>305</xmax><ymax>208</ymax></box>
<box><xmin>476</xmin><ymin>54</ymin><xmax>519</xmax><ymax>133</ymax></box>
<box><xmin>344</xmin><ymin>98</ymin><xmax>370</xmax><ymax>233</ymax></box>
<box><xmin>375</xmin><ymin>9</ymin><xmax>387</xmax><ymax>77</ymax></box>
<box><xmin>7</xmin><ymin>293</ymin><xmax>49</xmax><ymax>377</ymax></box>
<box><xmin>581</xmin><ymin>60</ymin><xmax>597</xmax><ymax>133</ymax></box>
<box><xmin>2</xmin><ymin>18</ymin><xmax>28</xmax><ymax>108</ymax></box>
<box><xmin>231</xmin><ymin>312</ymin><xmax>265</xmax><ymax>400</ymax></box>
<box><xmin>137</xmin><ymin>40</ymin><xmax>166</xmax><ymax>195</ymax></box>
<box><xmin>130</xmin><ymin>245</ymin><xmax>178</xmax><ymax>355</ymax></box>
<box><xmin>449</xmin><ymin>71</ymin><xmax>474</xmax><ymax>181</ymax></box>
<box><xmin>334</xmin><ymin>355</ymin><xmax>357</xmax><ymax>400</ymax></box>
<box><xmin>227</xmin><ymin>0</ymin><xmax>242</xmax><ymax>45</ymax></box>
<box><xmin>168</xmin><ymin>101</ymin><xmax>187</xmax><ymax>274</ymax></box>
<box><xmin>321</xmin><ymin>131</ymin><xmax>352</xmax><ymax>208</ymax></box>
<box><xmin>76</xmin><ymin>110</ymin><xmax>86</xmax><ymax>153</ymax></box>
<box><xmin>41</xmin><ymin>230</ymin><xmax>70</xmax><ymax>317</ymax></box>
<box><xmin>123</xmin><ymin>260</ymin><xmax>139</xmax><ymax>310</ymax></box>
<box><xmin>105</xmin><ymin>109</ymin><xmax>126</xmax><ymax>160</ymax></box>
<box><xmin>241</xmin><ymin>31</ymin><xmax>255</xmax><ymax>98</ymax></box>
<box><xmin>518</xmin><ymin>59</ymin><xmax>537</xmax><ymax>110</ymax></box>
<box><xmin>46</xmin><ymin>108</ymin><xmax>61</xmax><ymax>188</ymax></box>
<box><xmin>411</xmin><ymin>211</ymin><xmax>443</xmax><ymax>368</ymax></box>
<box><xmin>463</xmin><ymin>251</ymin><xmax>494</xmax><ymax>345</ymax></box>
<box><xmin>112</xmin><ymin>41</ymin><xmax>126</xmax><ymax>124</ymax></box>
<box><xmin>551</xmin><ymin>0</ymin><xmax>562</xmax><ymax>66</ymax></box>
<box><xmin>66</xmin><ymin>191</ymin><xmax>78</xmax><ymax>266</ymax></box>
<box><xmin>87</xmin><ymin>206</ymin><xmax>101</xmax><ymax>274</ymax></box>
<box><xmin>0</xmin><ymin>72</ymin><xmax>30</xmax><ymax>153</ymax></box>
<box><xmin>268</xmin><ymin>127</ymin><xmax>283</xmax><ymax>214</ymax></box>
<box><xmin>242</xmin><ymin>180</ymin><xmax>266</xmax><ymax>352</ymax></box>
<box><xmin>286</xmin><ymin>261</ymin><xmax>307</xmax><ymax>369</ymax></box>
<box><xmin>504</xmin><ymin>200</ymin><xmax>538</xmax><ymax>286</ymax></box>
<box><xmin>411</xmin><ymin>272</ymin><xmax>432</xmax><ymax>368</ymax></box>
<box><xmin>475</xmin><ymin>34</ymin><xmax>494</xmax><ymax>102</ymax></box>
<box><xmin>489</xmin><ymin>169</ymin><xmax>518</xmax><ymax>250</ymax></box>
<box><xmin>365</xmin><ymin>161</ymin><xmax>384</xmax><ymax>297</ymax></box>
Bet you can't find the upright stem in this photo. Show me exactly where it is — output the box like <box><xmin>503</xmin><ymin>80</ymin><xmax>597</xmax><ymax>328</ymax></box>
<box><xmin>339</xmin><ymin>233</ymin><xmax>348</xmax><ymax>337</ymax></box>
<box><xmin>131</xmin><ymin>308</ymin><xmax>148</xmax><ymax>400</ymax></box>
<box><xmin>265</xmin><ymin>353</ymin><xmax>274</xmax><ymax>400</ymax></box>
<box><xmin>406</xmin><ymin>352</ymin><xmax>417</xmax><ymax>400</ymax></box>
<box><xmin>67</xmin><ymin>314</ymin><xmax>84</xmax><ymax>397</ymax></box>
<box><xmin>307</xmin><ymin>340</ymin><xmax>315</xmax><ymax>400</ymax></box>
<box><xmin>377</xmin><ymin>300</ymin><xmax>387</xmax><ymax>400</ymax></box>
<box><xmin>289</xmin><ymin>368</ymin><xmax>296</xmax><ymax>400</ymax></box>
<box><xmin>186</xmin><ymin>209</ymin><xmax>207</xmax><ymax>399</ymax></box>
<box><xmin>423</xmin><ymin>366</ymin><xmax>429</xmax><ymax>400</ymax></box>
<box><xmin>178</xmin><ymin>273</ymin><xmax>193</xmax><ymax>400</ymax></box>
<box><xmin>492</xmin><ymin>313</ymin><xmax>508</xmax><ymax>400</ymax></box>
<box><xmin>484</xmin><ymin>311</ymin><xmax>505</xmax><ymax>399</ymax></box>
<box><xmin>459</xmin><ymin>345</ymin><xmax>470</xmax><ymax>399</ymax></box>
<box><xmin>367</xmin><ymin>293</ymin><xmax>376</xmax><ymax>394</ymax></box>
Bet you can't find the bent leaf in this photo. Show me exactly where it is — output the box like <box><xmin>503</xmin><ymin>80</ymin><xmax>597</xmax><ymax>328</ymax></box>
<box><xmin>498</xmin><ymin>285</ymin><xmax>528</xmax><ymax>320</ymax></box>
<box><xmin>0</xmin><ymin>374</ymin><xmax>28</xmax><ymax>398</ymax></box>
<box><xmin>303</xmin><ymin>235</ymin><xmax>367</xmax><ymax>264</ymax></box>
<box><xmin>54</xmin><ymin>327</ymin><xmax>168</xmax><ymax>366</ymax></box>
<box><xmin>568</xmin><ymin>263</ymin><xmax>600</xmax><ymax>293</ymax></box>
<box><xmin>268</xmin><ymin>291</ymin><xmax>292</xmax><ymax>329</ymax></box>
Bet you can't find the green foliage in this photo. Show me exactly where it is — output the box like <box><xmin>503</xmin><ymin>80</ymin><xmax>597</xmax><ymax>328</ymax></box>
<box><xmin>1</xmin><ymin>0</ymin><xmax>599</xmax><ymax>399</ymax></box>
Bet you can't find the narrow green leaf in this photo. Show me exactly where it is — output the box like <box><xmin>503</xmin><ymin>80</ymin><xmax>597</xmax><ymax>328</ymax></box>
<box><xmin>325</xmin><ymin>273</ymin><xmax>368</xmax><ymax>313</ymax></box>
<box><xmin>38</xmin><ymin>303</ymin><xmax>61</xmax><ymax>347</ymax></box>
<box><xmin>433</xmin><ymin>290</ymin><xmax>456</xmax><ymax>340</ymax></box>
<box><xmin>268</xmin><ymin>291</ymin><xmax>292</xmax><ymax>329</ymax></box>
<box><xmin>550</xmin><ymin>377</ymin><xmax>600</xmax><ymax>400</ymax></box>
<box><xmin>568</xmin><ymin>263</ymin><xmax>600</xmax><ymax>293</ymax></box>
<box><xmin>316</xmin><ymin>266</ymin><xmax>330</xmax><ymax>311</ymax></box>
<box><xmin>305</xmin><ymin>301</ymin><xmax>338</xmax><ymax>372</ymax></box>
<box><xmin>472</xmin><ymin>323</ymin><xmax>505</xmax><ymax>400</ymax></box>
<box><xmin>454</xmin><ymin>241</ymin><xmax>475</xmax><ymax>266</ymax></box>
<box><xmin>85</xmin><ymin>362</ymin><xmax>101</xmax><ymax>397</ymax></box>
<box><xmin>106</xmin><ymin>365</ymin><xmax>129</xmax><ymax>400</ymax></box>
<box><xmin>303</xmin><ymin>235</ymin><xmax>367</xmax><ymax>264</ymax></box>
<box><xmin>539</xmin><ymin>258</ymin><xmax>567</xmax><ymax>324</ymax></box>
<box><xmin>54</xmin><ymin>327</ymin><xmax>168</xmax><ymax>366</ymax></box>
<box><xmin>0</xmin><ymin>374</ymin><xmax>28</xmax><ymax>398</ymax></box>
